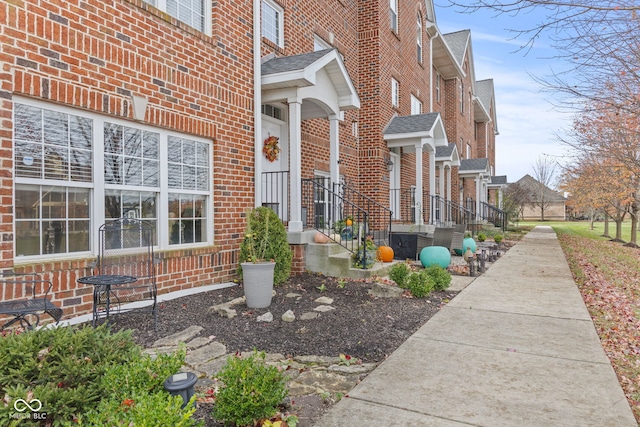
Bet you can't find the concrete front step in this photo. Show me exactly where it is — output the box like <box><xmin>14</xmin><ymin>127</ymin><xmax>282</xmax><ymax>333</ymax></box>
<box><xmin>306</xmin><ymin>242</ymin><xmax>397</xmax><ymax>279</ymax></box>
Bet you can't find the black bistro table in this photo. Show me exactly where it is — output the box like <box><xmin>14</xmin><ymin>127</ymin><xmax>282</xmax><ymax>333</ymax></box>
<box><xmin>77</xmin><ymin>274</ymin><xmax>137</xmax><ymax>326</ymax></box>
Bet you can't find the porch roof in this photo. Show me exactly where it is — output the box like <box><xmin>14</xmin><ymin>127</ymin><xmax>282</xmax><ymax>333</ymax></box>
<box><xmin>383</xmin><ymin>113</ymin><xmax>448</xmax><ymax>150</ymax></box>
<box><xmin>261</xmin><ymin>49</ymin><xmax>360</xmax><ymax>112</ymax></box>
<box><xmin>435</xmin><ymin>143</ymin><xmax>461</xmax><ymax>166</ymax></box>
<box><xmin>459</xmin><ymin>158</ymin><xmax>491</xmax><ymax>178</ymax></box>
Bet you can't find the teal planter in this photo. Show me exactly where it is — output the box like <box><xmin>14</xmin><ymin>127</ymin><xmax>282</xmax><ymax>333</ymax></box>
<box><xmin>455</xmin><ymin>237</ymin><xmax>477</xmax><ymax>255</ymax></box>
<box><xmin>420</xmin><ymin>246</ymin><xmax>451</xmax><ymax>268</ymax></box>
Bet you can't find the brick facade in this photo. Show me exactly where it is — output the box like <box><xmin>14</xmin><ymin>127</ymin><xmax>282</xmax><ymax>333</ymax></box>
<box><xmin>0</xmin><ymin>0</ymin><xmax>499</xmax><ymax>320</ymax></box>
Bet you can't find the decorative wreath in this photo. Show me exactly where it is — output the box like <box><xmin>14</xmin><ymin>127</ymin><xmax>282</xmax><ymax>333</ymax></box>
<box><xmin>263</xmin><ymin>135</ymin><xmax>281</xmax><ymax>162</ymax></box>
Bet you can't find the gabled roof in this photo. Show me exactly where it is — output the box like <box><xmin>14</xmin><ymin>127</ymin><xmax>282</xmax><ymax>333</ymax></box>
<box><xmin>442</xmin><ymin>30</ymin><xmax>470</xmax><ymax>66</ymax></box>
<box><xmin>475</xmin><ymin>79</ymin><xmax>499</xmax><ymax>133</ymax></box>
<box><xmin>383</xmin><ymin>113</ymin><xmax>448</xmax><ymax>149</ymax></box>
<box><xmin>261</xmin><ymin>49</ymin><xmax>360</xmax><ymax>112</ymax></box>
<box><xmin>435</xmin><ymin>143</ymin><xmax>460</xmax><ymax>166</ymax></box>
<box><xmin>514</xmin><ymin>174</ymin><xmax>567</xmax><ymax>202</ymax></box>
<box><xmin>490</xmin><ymin>175</ymin><xmax>508</xmax><ymax>185</ymax></box>
<box><xmin>459</xmin><ymin>158</ymin><xmax>491</xmax><ymax>179</ymax></box>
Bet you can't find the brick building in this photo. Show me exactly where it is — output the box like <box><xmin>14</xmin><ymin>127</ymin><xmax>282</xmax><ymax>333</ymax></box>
<box><xmin>0</xmin><ymin>0</ymin><xmax>500</xmax><ymax>319</ymax></box>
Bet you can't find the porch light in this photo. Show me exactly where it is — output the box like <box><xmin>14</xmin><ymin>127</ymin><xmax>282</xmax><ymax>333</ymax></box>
<box><xmin>385</xmin><ymin>157</ymin><xmax>394</xmax><ymax>172</ymax></box>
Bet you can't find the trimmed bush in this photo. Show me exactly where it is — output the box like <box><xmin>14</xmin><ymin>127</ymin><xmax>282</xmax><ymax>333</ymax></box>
<box><xmin>213</xmin><ymin>350</ymin><xmax>288</xmax><ymax>426</ymax></box>
<box><xmin>388</xmin><ymin>261</ymin><xmax>412</xmax><ymax>289</ymax></box>
<box><xmin>0</xmin><ymin>325</ymin><xmax>196</xmax><ymax>427</ymax></box>
<box><xmin>425</xmin><ymin>265</ymin><xmax>452</xmax><ymax>291</ymax></box>
<box><xmin>238</xmin><ymin>207</ymin><xmax>293</xmax><ymax>285</ymax></box>
<box><xmin>406</xmin><ymin>270</ymin><xmax>434</xmax><ymax>298</ymax></box>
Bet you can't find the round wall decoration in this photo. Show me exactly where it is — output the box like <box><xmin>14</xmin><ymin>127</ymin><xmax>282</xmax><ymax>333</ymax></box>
<box><xmin>263</xmin><ymin>135</ymin><xmax>281</xmax><ymax>162</ymax></box>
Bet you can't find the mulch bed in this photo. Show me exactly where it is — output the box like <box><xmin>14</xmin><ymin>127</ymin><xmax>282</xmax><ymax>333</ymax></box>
<box><xmin>107</xmin><ymin>272</ymin><xmax>459</xmax><ymax>426</ymax></box>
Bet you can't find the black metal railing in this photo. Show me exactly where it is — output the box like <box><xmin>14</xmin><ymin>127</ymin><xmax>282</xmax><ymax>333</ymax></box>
<box><xmin>261</xmin><ymin>171</ymin><xmax>289</xmax><ymax>222</ymax></box>
<box><xmin>389</xmin><ymin>188</ymin><xmax>418</xmax><ymax>223</ymax></box>
<box><xmin>429</xmin><ymin>195</ymin><xmax>476</xmax><ymax>226</ymax></box>
<box><xmin>480</xmin><ymin>201</ymin><xmax>508</xmax><ymax>231</ymax></box>
<box><xmin>302</xmin><ymin>179</ymin><xmax>389</xmax><ymax>268</ymax></box>
<box><xmin>335</xmin><ymin>183</ymin><xmax>392</xmax><ymax>247</ymax></box>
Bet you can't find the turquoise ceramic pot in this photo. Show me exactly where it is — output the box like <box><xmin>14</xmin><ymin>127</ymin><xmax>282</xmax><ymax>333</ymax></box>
<box><xmin>419</xmin><ymin>246</ymin><xmax>451</xmax><ymax>268</ymax></box>
<box><xmin>455</xmin><ymin>237</ymin><xmax>477</xmax><ymax>255</ymax></box>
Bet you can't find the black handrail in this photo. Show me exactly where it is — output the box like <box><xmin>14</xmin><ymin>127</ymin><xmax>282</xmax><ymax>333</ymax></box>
<box><xmin>480</xmin><ymin>201</ymin><xmax>508</xmax><ymax>231</ymax></box>
<box><xmin>334</xmin><ymin>182</ymin><xmax>392</xmax><ymax>247</ymax></box>
<box><xmin>429</xmin><ymin>195</ymin><xmax>476</xmax><ymax>226</ymax></box>
<box><xmin>302</xmin><ymin>178</ymin><xmax>378</xmax><ymax>269</ymax></box>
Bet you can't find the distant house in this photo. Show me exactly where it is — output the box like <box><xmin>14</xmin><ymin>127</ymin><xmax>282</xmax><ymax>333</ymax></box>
<box><xmin>515</xmin><ymin>175</ymin><xmax>566</xmax><ymax>221</ymax></box>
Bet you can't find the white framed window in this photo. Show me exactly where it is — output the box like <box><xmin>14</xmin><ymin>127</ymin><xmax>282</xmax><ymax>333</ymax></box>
<box><xmin>262</xmin><ymin>0</ymin><xmax>284</xmax><ymax>47</ymax></box>
<box><xmin>435</xmin><ymin>72</ymin><xmax>441</xmax><ymax>103</ymax></box>
<box><xmin>411</xmin><ymin>94</ymin><xmax>422</xmax><ymax>115</ymax></box>
<box><xmin>466</xmin><ymin>142</ymin><xmax>472</xmax><ymax>159</ymax></box>
<box><xmin>417</xmin><ymin>13</ymin><xmax>423</xmax><ymax>63</ymax></box>
<box><xmin>460</xmin><ymin>82</ymin><xmax>465</xmax><ymax>114</ymax></box>
<box><xmin>391</xmin><ymin>78</ymin><xmax>399</xmax><ymax>107</ymax></box>
<box><xmin>13</xmin><ymin>99</ymin><xmax>212</xmax><ymax>259</ymax></box>
<box><xmin>390</xmin><ymin>0</ymin><xmax>398</xmax><ymax>33</ymax></box>
<box><xmin>145</xmin><ymin>0</ymin><xmax>211</xmax><ymax>35</ymax></box>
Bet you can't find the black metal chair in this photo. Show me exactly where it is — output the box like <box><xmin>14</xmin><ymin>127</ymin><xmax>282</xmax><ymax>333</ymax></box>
<box><xmin>89</xmin><ymin>218</ymin><xmax>158</xmax><ymax>328</ymax></box>
<box><xmin>0</xmin><ymin>272</ymin><xmax>63</xmax><ymax>330</ymax></box>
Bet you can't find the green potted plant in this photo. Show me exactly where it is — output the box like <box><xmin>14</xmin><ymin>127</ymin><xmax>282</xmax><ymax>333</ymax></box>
<box><xmin>238</xmin><ymin>207</ymin><xmax>292</xmax><ymax>308</ymax></box>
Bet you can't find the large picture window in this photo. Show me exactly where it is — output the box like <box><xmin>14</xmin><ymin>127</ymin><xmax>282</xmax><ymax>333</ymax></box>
<box><xmin>13</xmin><ymin>100</ymin><xmax>212</xmax><ymax>259</ymax></box>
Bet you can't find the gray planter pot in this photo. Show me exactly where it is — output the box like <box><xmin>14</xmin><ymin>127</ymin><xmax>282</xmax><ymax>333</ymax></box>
<box><xmin>241</xmin><ymin>261</ymin><xmax>275</xmax><ymax>308</ymax></box>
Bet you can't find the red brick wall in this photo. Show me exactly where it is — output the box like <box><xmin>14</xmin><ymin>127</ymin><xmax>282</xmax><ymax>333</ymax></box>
<box><xmin>0</xmin><ymin>0</ymin><xmax>254</xmax><ymax>318</ymax></box>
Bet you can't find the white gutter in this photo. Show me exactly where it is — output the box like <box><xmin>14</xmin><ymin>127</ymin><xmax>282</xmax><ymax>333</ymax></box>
<box><xmin>253</xmin><ymin>0</ymin><xmax>262</xmax><ymax>207</ymax></box>
<box><xmin>428</xmin><ymin>26</ymin><xmax>438</xmax><ymax>112</ymax></box>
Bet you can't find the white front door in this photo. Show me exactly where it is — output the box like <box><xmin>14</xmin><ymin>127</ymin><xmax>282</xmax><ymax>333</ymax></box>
<box><xmin>261</xmin><ymin>115</ymin><xmax>288</xmax><ymax>221</ymax></box>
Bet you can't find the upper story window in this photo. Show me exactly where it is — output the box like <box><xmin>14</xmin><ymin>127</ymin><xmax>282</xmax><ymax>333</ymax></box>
<box><xmin>417</xmin><ymin>13</ymin><xmax>423</xmax><ymax>63</ymax></box>
<box><xmin>411</xmin><ymin>94</ymin><xmax>422</xmax><ymax>115</ymax></box>
<box><xmin>262</xmin><ymin>0</ymin><xmax>284</xmax><ymax>47</ymax></box>
<box><xmin>13</xmin><ymin>99</ymin><xmax>212</xmax><ymax>258</ymax></box>
<box><xmin>466</xmin><ymin>142</ymin><xmax>472</xmax><ymax>159</ymax></box>
<box><xmin>392</xmin><ymin>78</ymin><xmax>399</xmax><ymax>108</ymax></box>
<box><xmin>460</xmin><ymin>82</ymin><xmax>465</xmax><ymax>114</ymax></box>
<box><xmin>145</xmin><ymin>0</ymin><xmax>209</xmax><ymax>34</ymax></box>
<box><xmin>390</xmin><ymin>0</ymin><xmax>398</xmax><ymax>33</ymax></box>
<box><xmin>435</xmin><ymin>72</ymin><xmax>441</xmax><ymax>103</ymax></box>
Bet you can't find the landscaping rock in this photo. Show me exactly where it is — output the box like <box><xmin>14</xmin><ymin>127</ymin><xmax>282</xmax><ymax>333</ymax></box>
<box><xmin>301</xmin><ymin>312</ymin><xmax>320</xmax><ymax>320</ymax></box>
<box><xmin>314</xmin><ymin>305</ymin><xmax>335</xmax><ymax>312</ymax></box>
<box><xmin>282</xmin><ymin>309</ymin><xmax>296</xmax><ymax>322</ymax></box>
<box><xmin>152</xmin><ymin>325</ymin><xmax>203</xmax><ymax>347</ymax></box>
<box><xmin>257</xmin><ymin>312</ymin><xmax>273</xmax><ymax>322</ymax></box>
<box><xmin>315</xmin><ymin>296</ymin><xmax>334</xmax><ymax>305</ymax></box>
<box><xmin>185</xmin><ymin>342</ymin><xmax>227</xmax><ymax>367</ymax></box>
<box><xmin>367</xmin><ymin>282</ymin><xmax>404</xmax><ymax>298</ymax></box>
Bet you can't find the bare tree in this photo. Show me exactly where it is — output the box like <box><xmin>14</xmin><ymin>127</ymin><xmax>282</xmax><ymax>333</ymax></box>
<box><xmin>531</xmin><ymin>156</ymin><xmax>558</xmax><ymax>221</ymax></box>
<box><xmin>503</xmin><ymin>181</ymin><xmax>529</xmax><ymax>222</ymax></box>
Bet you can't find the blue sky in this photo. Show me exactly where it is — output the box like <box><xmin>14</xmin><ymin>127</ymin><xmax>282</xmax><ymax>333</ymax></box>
<box><xmin>434</xmin><ymin>2</ymin><xmax>573</xmax><ymax>184</ymax></box>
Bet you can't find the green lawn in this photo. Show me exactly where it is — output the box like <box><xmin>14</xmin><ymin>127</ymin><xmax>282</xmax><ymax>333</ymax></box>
<box><xmin>517</xmin><ymin>220</ymin><xmax>638</xmax><ymax>242</ymax></box>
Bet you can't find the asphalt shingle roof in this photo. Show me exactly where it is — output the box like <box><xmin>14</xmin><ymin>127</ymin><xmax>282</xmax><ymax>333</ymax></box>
<box><xmin>459</xmin><ymin>158</ymin><xmax>488</xmax><ymax>172</ymax></box>
<box><xmin>515</xmin><ymin>174</ymin><xmax>566</xmax><ymax>201</ymax></box>
<box><xmin>442</xmin><ymin>30</ymin><xmax>470</xmax><ymax>65</ymax></box>
<box><xmin>262</xmin><ymin>49</ymin><xmax>334</xmax><ymax>75</ymax></box>
<box><xmin>436</xmin><ymin>143</ymin><xmax>456</xmax><ymax>158</ymax></box>
<box><xmin>490</xmin><ymin>175</ymin><xmax>507</xmax><ymax>185</ymax></box>
<box><xmin>384</xmin><ymin>113</ymin><xmax>440</xmax><ymax>135</ymax></box>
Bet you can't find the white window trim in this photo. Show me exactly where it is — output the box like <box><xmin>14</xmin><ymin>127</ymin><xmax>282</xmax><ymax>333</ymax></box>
<box><xmin>411</xmin><ymin>94</ymin><xmax>422</xmax><ymax>115</ymax></box>
<box><xmin>390</xmin><ymin>0</ymin><xmax>398</xmax><ymax>33</ymax></box>
<box><xmin>392</xmin><ymin>78</ymin><xmax>399</xmax><ymax>107</ymax></box>
<box><xmin>262</xmin><ymin>0</ymin><xmax>284</xmax><ymax>48</ymax></box>
<box><xmin>435</xmin><ymin>72</ymin><xmax>441</xmax><ymax>103</ymax></box>
<box><xmin>314</xmin><ymin>35</ymin><xmax>331</xmax><ymax>51</ymax></box>
<box><xmin>146</xmin><ymin>0</ymin><xmax>212</xmax><ymax>36</ymax></box>
<box><xmin>13</xmin><ymin>97</ymin><xmax>213</xmax><ymax>261</ymax></box>
<box><xmin>417</xmin><ymin>13</ymin><xmax>423</xmax><ymax>64</ymax></box>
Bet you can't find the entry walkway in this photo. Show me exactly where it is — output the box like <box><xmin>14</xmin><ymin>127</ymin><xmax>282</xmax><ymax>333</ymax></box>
<box><xmin>315</xmin><ymin>226</ymin><xmax>637</xmax><ymax>426</ymax></box>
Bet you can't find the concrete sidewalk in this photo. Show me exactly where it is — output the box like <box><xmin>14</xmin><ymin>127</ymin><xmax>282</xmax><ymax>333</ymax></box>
<box><xmin>315</xmin><ymin>226</ymin><xmax>637</xmax><ymax>426</ymax></box>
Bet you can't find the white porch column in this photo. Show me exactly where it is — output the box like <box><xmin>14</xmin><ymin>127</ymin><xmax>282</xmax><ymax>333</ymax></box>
<box><xmin>329</xmin><ymin>114</ymin><xmax>340</xmax><ymax>186</ymax></box>
<box><xmin>438</xmin><ymin>164</ymin><xmax>445</xmax><ymax>198</ymax></box>
<box><xmin>288</xmin><ymin>97</ymin><xmax>303</xmax><ymax>232</ymax></box>
<box><xmin>429</xmin><ymin>149</ymin><xmax>436</xmax><ymax>224</ymax></box>
<box><xmin>498</xmin><ymin>187</ymin><xmax>503</xmax><ymax>209</ymax></box>
<box><xmin>446</xmin><ymin>165</ymin><xmax>452</xmax><ymax>200</ymax></box>
<box><xmin>415</xmin><ymin>144</ymin><xmax>424</xmax><ymax>225</ymax></box>
<box><xmin>475</xmin><ymin>177</ymin><xmax>481</xmax><ymax>217</ymax></box>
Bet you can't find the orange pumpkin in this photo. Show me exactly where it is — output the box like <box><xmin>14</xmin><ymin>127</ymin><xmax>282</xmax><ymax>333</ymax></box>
<box><xmin>314</xmin><ymin>232</ymin><xmax>329</xmax><ymax>244</ymax></box>
<box><xmin>377</xmin><ymin>245</ymin><xmax>394</xmax><ymax>262</ymax></box>
<box><xmin>345</xmin><ymin>219</ymin><xmax>353</xmax><ymax>226</ymax></box>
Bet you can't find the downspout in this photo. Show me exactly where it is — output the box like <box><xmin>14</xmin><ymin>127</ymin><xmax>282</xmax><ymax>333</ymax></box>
<box><xmin>428</xmin><ymin>24</ymin><xmax>438</xmax><ymax>112</ymax></box>
<box><xmin>253</xmin><ymin>0</ymin><xmax>262</xmax><ymax>207</ymax></box>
